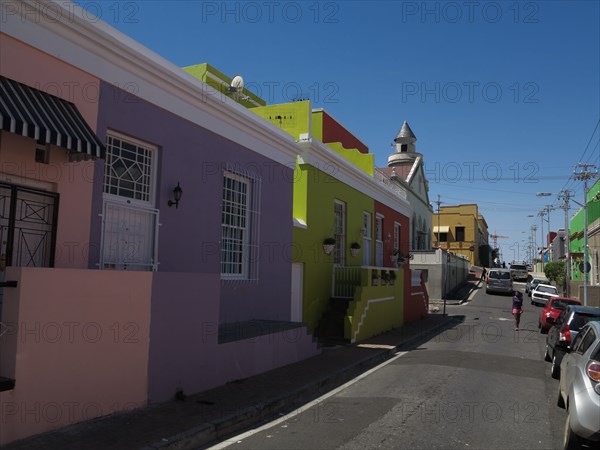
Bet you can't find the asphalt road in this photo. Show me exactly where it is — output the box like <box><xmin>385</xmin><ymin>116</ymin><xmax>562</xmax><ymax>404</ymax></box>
<box><xmin>209</xmin><ymin>282</ymin><xmax>572</xmax><ymax>449</ymax></box>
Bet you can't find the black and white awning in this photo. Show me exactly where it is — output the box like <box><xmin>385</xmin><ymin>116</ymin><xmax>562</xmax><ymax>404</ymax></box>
<box><xmin>0</xmin><ymin>75</ymin><xmax>105</xmax><ymax>159</ymax></box>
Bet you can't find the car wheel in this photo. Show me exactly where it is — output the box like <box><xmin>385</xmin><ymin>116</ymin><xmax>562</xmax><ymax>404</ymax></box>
<box><xmin>563</xmin><ymin>409</ymin><xmax>581</xmax><ymax>450</ymax></box>
<box><xmin>551</xmin><ymin>354</ymin><xmax>560</xmax><ymax>379</ymax></box>
<box><xmin>557</xmin><ymin>387</ymin><xmax>565</xmax><ymax>409</ymax></box>
<box><xmin>544</xmin><ymin>345</ymin><xmax>552</xmax><ymax>362</ymax></box>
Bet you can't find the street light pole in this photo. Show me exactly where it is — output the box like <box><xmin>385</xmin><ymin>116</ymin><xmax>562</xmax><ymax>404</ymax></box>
<box><xmin>558</xmin><ymin>190</ymin><xmax>573</xmax><ymax>297</ymax></box>
<box><xmin>574</xmin><ymin>163</ymin><xmax>598</xmax><ymax>307</ymax></box>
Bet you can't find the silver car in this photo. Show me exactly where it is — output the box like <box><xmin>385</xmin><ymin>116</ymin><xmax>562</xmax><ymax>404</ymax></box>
<box><xmin>558</xmin><ymin>321</ymin><xmax>600</xmax><ymax>448</ymax></box>
<box><xmin>485</xmin><ymin>268</ymin><xmax>513</xmax><ymax>295</ymax></box>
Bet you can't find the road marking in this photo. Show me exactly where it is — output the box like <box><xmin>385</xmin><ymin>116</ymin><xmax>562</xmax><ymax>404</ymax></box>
<box><xmin>207</xmin><ymin>351</ymin><xmax>409</xmax><ymax>449</ymax></box>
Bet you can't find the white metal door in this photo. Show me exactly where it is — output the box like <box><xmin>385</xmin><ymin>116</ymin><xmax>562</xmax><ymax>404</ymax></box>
<box><xmin>291</xmin><ymin>263</ymin><xmax>303</xmax><ymax>322</ymax></box>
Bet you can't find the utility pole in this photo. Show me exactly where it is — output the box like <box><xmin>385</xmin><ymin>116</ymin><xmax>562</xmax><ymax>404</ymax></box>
<box><xmin>433</xmin><ymin>194</ymin><xmax>447</xmax><ymax>315</ymax></box>
<box><xmin>538</xmin><ymin>209</ymin><xmax>545</xmax><ymax>271</ymax></box>
<box><xmin>574</xmin><ymin>163</ymin><xmax>598</xmax><ymax>306</ymax></box>
<box><xmin>558</xmin><ymin>190</ymin><xmax>573</xmax><ymax>297</ymax></box>
<box><xmin>531</xmin><ymin>224</ymin><xmax>537</xmax><ymax>269</ymax></box>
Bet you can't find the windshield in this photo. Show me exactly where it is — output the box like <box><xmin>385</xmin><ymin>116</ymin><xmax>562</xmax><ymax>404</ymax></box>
<box><xmin>551</xmin><ymin>299</ymin><xmax>579</xmax><ymax>310</ymax></box>
<box><xmin>537</xmin><ymin>285</ymin><xmax>557</xmax><ymax>294</ymax></box>
<box><xmin>511</xmin><ymin>265</ymin><xmax>527</xmax><ymax>271</ymax></box>
<box><xmin>489</xmin><ymin>271</ymin><xmax>510</xmax><ymax>280</ymax></box>
<box><xmin>569</xmin><ymin>314</ymin><xmax>600</xmax><ymax>330</ymax></box>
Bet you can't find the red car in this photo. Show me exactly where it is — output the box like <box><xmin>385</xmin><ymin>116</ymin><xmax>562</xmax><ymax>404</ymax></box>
<box><xmin>539</xmin><ymin>297</ymin><xmax>581</xmax><ymax>333</ymax></box>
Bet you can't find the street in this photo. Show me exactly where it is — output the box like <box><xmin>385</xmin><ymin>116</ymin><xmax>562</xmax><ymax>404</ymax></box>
<box><xmin>209</xmin><ymin>283</ymin><xmax>571</xmax><ymax>449</ymax></box>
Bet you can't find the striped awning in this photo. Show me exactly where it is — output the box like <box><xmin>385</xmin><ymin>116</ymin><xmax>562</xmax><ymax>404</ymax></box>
<box><xmin>433</xmin><ymin>226</ymin><xmax>450</xmax><ymax>233</ymax></box>
<box><xmin>0</xmin><ymin>75</ymin><xmax>105</xmax><ymax>159</ymax></box>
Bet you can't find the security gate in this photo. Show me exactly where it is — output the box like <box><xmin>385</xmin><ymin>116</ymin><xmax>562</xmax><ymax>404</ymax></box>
<box><xmin>0</xmin><ymin>182</ymin><xmax>59</xmax><ymax>268</ymax></box>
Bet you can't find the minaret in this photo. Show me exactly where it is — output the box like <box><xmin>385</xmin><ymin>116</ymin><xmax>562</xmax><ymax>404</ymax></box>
<box><xmin>387</xmin><ymin>121</ymin><xmax>421</xmax><ymax>167</ymax></box>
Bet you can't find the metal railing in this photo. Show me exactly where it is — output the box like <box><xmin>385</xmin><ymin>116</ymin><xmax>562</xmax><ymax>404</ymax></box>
<box><xmin>332</xmin><ymin>265</ymin><xmax>400</xmax><ymax>298</ymax></box>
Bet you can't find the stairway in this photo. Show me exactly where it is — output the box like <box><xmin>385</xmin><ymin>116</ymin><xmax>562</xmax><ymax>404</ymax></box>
<box><xmin>315</xmin><ymin>297</ymin><xmax>353</xmax><ymax>345</ymax></box>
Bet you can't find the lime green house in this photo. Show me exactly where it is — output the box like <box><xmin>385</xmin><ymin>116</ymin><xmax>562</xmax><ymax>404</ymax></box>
<box><xmin>569</xmin><ymin>178</ymin><xmax>600</xmax><ymax>282</ymax></box>
<box><xmin>252</xmin><ymin>101</ymin><xmax>413</xmax><ymax>343</ymax></box>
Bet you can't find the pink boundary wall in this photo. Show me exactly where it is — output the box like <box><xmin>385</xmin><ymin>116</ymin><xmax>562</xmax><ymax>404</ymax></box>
<box><xmin>0</xmin><ymin>267</ymin><xmax>152</xmax><ymax>446</ymax></box>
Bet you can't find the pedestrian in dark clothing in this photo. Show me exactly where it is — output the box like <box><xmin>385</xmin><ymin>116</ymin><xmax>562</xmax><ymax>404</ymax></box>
<box><xmin>481</xmin><ymin>268</ymin><xmax>487</xmax><ymax>281</ymax></box>
<box><xmin>512</xmin><ymin>290</ymin><xmax>524</xmax><ymax>330</ymax></box>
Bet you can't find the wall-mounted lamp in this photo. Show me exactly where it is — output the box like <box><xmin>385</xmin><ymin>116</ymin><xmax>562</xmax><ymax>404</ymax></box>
<box><xmin>168</xmin><ymin>182</ymin><xmax>183</xmax><ymax>208</ymax></box>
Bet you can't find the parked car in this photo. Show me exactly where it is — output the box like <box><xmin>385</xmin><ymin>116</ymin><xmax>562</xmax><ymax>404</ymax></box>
<box><xmin>557</xmin><ymin>321</ymin><xmax>600</xmax><ymax>449</ymax></box>
<box><xmin>485</xmin><ymin>268</ymin><xmax>513</xmax><ymax>295</ymax></box>
<box><xmin>526</xmin><ymin>277</ymin><xmax>549</xmax><ymax>296</ymax></box>
<box><xmin>509</xmin><ymin>263</ymin><xmax>528</xmax><ymax>281</ymax></box>
<box><xmin>531</xmin><ymin>284</ymin><xmax>559</xmax><ymax>306</ymax></box>
<box><xmin>545</xmin><ymin>305</ymin><xmax>600</xmax><ymax>379</ymax></box>
<box><xmin>539</xmin><ymin>297</ymin><xmax>581</xmax><ymax>333</ymax></box>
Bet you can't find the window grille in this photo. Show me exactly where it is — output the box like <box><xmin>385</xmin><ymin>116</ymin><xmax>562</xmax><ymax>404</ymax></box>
<box><xmin>221</xmin><ymin>164</ymin><xmax>261</xmax><ymax>282</ymax></box>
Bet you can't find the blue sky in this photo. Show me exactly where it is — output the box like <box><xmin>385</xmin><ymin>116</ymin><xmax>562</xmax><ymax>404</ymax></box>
<box><xmin>80</xmin><ymin>0</ymin><xmax>599</xmax><ymax>263</ymax></box>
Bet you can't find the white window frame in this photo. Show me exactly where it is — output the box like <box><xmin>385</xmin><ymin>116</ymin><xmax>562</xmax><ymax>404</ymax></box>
<box><xmin>103</xmin><ymin>131</ymin><xmax>157</xmax><ymax>207</ymax></box>
<box><xmin>375</xmin><ymin>213</ymin><xmax>384</xmax><ymax>267</ymax></box>
<box><xmin>363</xmin><ymin>211</ymin><xmax>372</xmax><ymax>266</ymax></box>
<box><xmin>394</xmin><ymin>221</ymin><xmax>401</xmax><ymax>253</ymax></box>
<box><xmin>220</xmin><ymin>167</ymin><xmax>261</xmax><ymax>281</ymax></box>
<box><xmin>334</xmin><ymin>200</ymin><xmax>346</xmax><ymax>267</ymax></box>
<box><xmin>100</xmin><ymin>132</ymin><xmax>159</xmax><ymax>271</ymax></box>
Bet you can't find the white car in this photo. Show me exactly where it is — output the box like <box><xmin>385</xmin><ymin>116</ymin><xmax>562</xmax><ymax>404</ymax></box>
<box><xmin>531</xmin><ymin>283</ymin><xmax>559</xmax><ymax>307</ymax></box>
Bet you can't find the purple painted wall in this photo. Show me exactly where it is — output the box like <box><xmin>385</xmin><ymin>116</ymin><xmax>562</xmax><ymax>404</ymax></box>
<box><xmin>91</xmin><ymin>81</ymin><xmax>294</xmax><ymax>324</ymax></box>
<box><xmin>148</xmin><ymin>272</ymin><xmax>221</xmax><ymax>402</ymax></box>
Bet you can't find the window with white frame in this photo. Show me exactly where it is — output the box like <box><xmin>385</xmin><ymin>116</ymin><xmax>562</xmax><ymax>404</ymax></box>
<box><xmin>334</xmin><ymin>200</ymin><xmax>346</xmax><ymax>266</ymax></box>
<box><xmin>104</xmin><ymin>134</ymin><xmax>155</xmax><ymax>203</ymax></box>
<box><xmin>363</xmin><ymin>211</ymin><xmax>372</xmax><ymax>266</ymax></box>
<box><xmin>101</xmin><ymin>132</ymin><xmax>159</xmax><ymax>271</ymax></box>
<box><xmin>375</xmin><ymin>214</ymin><xmax>384</xmax><ymax>266</ymax></box>
<box><xmin>394</xmin><ymin>222</ymin><xmax>401</xmax><ymax>253</ymax></box>
<box><xmin>221</xmin><ymin>169</ymin><xmax>261</xmax><ymax>280</ymax></box>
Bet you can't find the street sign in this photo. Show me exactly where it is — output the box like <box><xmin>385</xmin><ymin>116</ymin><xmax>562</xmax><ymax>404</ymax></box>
<box><xmin>579</xmin><ymin>262</ymin><xmax>591</xmax><ymax>273</ymax></box>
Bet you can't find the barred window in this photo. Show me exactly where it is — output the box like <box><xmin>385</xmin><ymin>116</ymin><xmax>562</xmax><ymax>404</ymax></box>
<box><xmin>104</xmin><ymin>135</ymin><xmax>154</xmax><ymax>203</ymax></box>
<box><xmin>221</xmin><ymin>168</ymin><xmax>261</xmax><ymax>281</ymax></box>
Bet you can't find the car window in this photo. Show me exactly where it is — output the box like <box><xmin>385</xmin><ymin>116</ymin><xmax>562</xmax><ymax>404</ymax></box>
<box><xmin>575</xmin><ymin>328</ymin><xmax>597</xmax><ymax>354</ymax></box>
<box><xmin>569</xmin><ymin>313</ymin><xmax>600</xmax><ymax>331</ymax></box>
<box><xmin>552</xmin><ymin>299</ymin><xmax>578</xmax><ymax>310</ymax></box>
<box><xmin>537</xmin><ymin>285</ymin><xmax>557</xmax><ymax>294</ymax></box>
<box><xmin>511</xmin><ymin>265</ymin><xmax>527</xmax><ymax>271</ymax></box>
<box><xmin>556</xmin><ymin>310</ymin><xmax>567</xmax><ymax>325</ymax></box>
<box><xmin>571</xmin><ymin>328</ymin><xmax>587</xmax><ymax>352</ymax></box>
<box><xmin>489</xmin><ymin>271</ymin><xmax>510</xmax><ymax>280</ymax></box>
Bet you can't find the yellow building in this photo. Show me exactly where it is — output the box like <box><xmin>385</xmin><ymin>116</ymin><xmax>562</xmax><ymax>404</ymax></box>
<box><xmin>432</xmin><ymin>204</ymin><xmax>491</xmax><ymax>267</ymax></box>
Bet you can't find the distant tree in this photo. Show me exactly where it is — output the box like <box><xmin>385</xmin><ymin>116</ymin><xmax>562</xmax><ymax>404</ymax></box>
<box><xmin>544</xmin><ymin>261</ymin><xmax>566</xmax><ymax>292</ymax></box>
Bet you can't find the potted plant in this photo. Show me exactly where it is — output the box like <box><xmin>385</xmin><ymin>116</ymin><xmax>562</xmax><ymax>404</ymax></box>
<box><xmin>389</xmin><ymin>270</ymin><xmax>396</xmax><ymax>285</ymax></box>
<box><xmin>323</xmin><ymin>237</ymin><xmax>336</xmax><ymax>255</ymax></box>
<box><xmin>371</xmin><ymin>269</ymin><xmax>379</xmax><ymax>286</ymax></box>
<box><xmin>350</xmin><ymin>242</ymin><xmax>361</xmax><ymax>257</ymax></box>
<box><xmin>381</xmin><ymin>270</ymin><xmax>390</xmax><ymax>286</ymax></box>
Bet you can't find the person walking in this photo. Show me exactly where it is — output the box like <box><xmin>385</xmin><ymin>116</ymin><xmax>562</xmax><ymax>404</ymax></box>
<box><xmin>481</xmin><ymin>267</ymin><xmax>487</xmax><ymax>281</ymax></box>
<box><xmin>512</xmin><ymin>290</ymin><xmax>524</xmax><ymax>331</ymax></box>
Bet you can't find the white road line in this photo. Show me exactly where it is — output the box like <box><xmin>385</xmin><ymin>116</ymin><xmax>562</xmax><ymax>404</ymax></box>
<box><xmin>207</xmin><ymin>351</ymin><xmax>409</xmax><ymax>449</ymax></box>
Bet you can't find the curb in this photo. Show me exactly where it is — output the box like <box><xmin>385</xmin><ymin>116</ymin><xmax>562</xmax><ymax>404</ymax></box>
<box><xmin>144</xmin><ymin>316</ymin><xmax>456</xmax><ymax>450</ymax></box>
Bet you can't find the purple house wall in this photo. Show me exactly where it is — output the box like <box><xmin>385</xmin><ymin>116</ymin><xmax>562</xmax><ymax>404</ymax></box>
<box><xmin>91</xmin><ymin>82</ymin><xmax>294</xmax><ymax>323</ymax></box>
<box><xmin>89</xmin><ymin>82</ymin><xmax>317</xmax><ymax>401</ymax></box>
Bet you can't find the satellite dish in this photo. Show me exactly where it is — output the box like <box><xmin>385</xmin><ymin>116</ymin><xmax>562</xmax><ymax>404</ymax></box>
<box><xmin>229</xmin><ymin>75</ymin><xmax>244</xmax><ymax>93</ymax></box>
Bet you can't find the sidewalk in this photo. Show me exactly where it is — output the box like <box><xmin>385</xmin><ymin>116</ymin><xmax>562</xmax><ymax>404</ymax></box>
<box><xmin>429</xmin><ymin>268</ymin><xmax>484</xmax><ymax>307</ymax></box>
<box><xmin>4</xmin><ymin>314</ymin><xmax>458</xmax><ymax>450</ymax></box>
